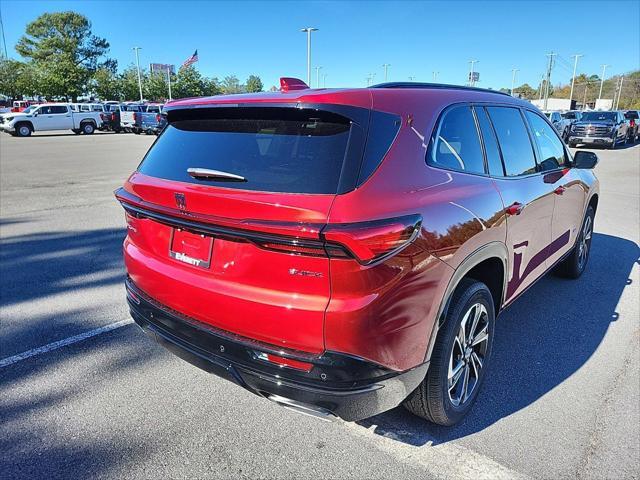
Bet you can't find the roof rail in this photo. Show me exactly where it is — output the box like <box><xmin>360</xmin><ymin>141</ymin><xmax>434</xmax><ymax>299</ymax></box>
<box><xmin>370</xmin><ymin>82</ymin><xmax>511</xmax><ymax>96</ymax></box>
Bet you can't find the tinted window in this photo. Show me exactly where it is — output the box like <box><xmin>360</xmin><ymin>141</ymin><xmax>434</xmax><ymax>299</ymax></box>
<box><xmin>50</xmin><ymin>105</ymin><xmax>68</xmax><ymax>114</ymax></box>
<box><xmin>139</xmin><ymin>108</ymin><xmax>352</xmax><ymax>194</ymax></box>
<box><xmin>475</xmin><ymin>107</ymin><xmax>504</xmax><ymax>176</ymax></box>
<box><xmin>428</xmin><ymin>105</ymin><xmax>485</xmax><ymax>174</ymax></box>
<box><xmin>486</xmin><ymin>107</ymin><xmax>537</xmax><ymax>176</ymax></box>
<box><xmin>525</xmin><ymin>111</ymin><xmax>566</xmax><ymax>171</ymax></box>
<box><xmin>625</xmin><ymin>111</ymin><xmax>639</xmax><ymax>119</ymax></box>
<box><xmin>581</xmin><ymin>112</ymin><xmax>617</xmax><ymax>122</ymax></box>
<box><xmin>358</xmin><ymin>110</ymin><xmax>401</xmax><ymax>184</ymax></box>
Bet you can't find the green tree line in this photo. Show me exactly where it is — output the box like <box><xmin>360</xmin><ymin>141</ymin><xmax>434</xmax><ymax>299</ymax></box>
<box><xmin>0</xmin><ymin>11</ymin><xmax>263</xmax><ymax>102</ymax></box>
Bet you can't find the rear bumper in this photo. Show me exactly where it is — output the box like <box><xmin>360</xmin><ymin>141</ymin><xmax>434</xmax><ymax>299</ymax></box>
<box><xmin>125</xmin><ymin>278</ymin><xmax>428</xmax><ymax>421</ymax></box>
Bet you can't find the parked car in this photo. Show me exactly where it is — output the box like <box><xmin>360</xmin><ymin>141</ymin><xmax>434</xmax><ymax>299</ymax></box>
<box><xmin>0</xmin><ymin>103</ymin><xmax>102</xmax><ymax>137</ymax></box>
<box><xmin>543</xmin><ymin>110</ymin><xmax>572</xmax><ymax>140</ymax></box>
<box><xmin>624</xmin><ymin>110</ymin><xmax>639</xmax><ymax>142</ymax></box>
<box><xmin>70</xmin><ymin>103</ymin><xmax>105</xmax><ymax>113</ymax></box>
<box><xmin>100</xmin><ymin>104</ymin><xmax>123</xmax><ymax>132</ymax></box>
<box><xmin>10</xmin><ymin>100</ymin><xmax>39</xmax><ymax>113</ymax></box>
<box><xmin>119</xmin><ymin>104</ymin><xmax>145</xmax><ymax>132</ymax></box>
<box><xmin>116</xmin><ymin>79</ymin><xmax>599</xmax><ymax>426</ymax></box>
<box><xmin>567</xmin><ymin>110</ymin><xmax>630</xmax><ymax>149</ymax></box>
<box><xmin>561</xmin><ymin>110</ymin><xmax>582</xmax><ymax>124</ymax></box>
<box><xmin>133</xmin><ymin>110</ymin><xmax>166</xmax><ymax>135</ymax></box>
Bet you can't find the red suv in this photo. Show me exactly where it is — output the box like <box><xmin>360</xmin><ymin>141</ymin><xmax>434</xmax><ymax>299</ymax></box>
<box><xmin>116</xmin><ymin>79</ymin><xmax>599</xmax><ymax>425</ymax></box>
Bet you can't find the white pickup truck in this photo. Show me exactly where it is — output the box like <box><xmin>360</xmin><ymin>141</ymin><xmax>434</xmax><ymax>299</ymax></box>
<box><xmin>0</xmin><ymin>103</ymin><xmax>103</xmax><ymax>137</ymax></box>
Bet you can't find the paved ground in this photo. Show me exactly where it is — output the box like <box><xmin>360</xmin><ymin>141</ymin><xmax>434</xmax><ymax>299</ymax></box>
<box><xmin>1</xmin><ymin>130</ymin><xmax>639</xmax><ymax>479</ymax></box>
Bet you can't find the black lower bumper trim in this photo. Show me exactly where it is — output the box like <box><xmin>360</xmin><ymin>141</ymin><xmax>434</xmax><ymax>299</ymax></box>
<box><xmin>125</xmin><ymin>279</ymin><xmax>428</xmax><ymax>421</ymax></box>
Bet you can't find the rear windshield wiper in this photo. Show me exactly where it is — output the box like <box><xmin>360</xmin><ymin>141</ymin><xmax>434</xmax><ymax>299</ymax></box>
<box><xmin>187</xmin><ymin>168</ymin><xmax>246</xmax><ymax>182</ymax></box>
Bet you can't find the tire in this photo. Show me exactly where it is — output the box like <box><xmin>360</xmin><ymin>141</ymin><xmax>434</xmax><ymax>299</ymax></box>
<box><xmin>72</xmin><ymin>129</ymin><xmax>81</xmax><ymax>135</ymax></box>
<box><xmin>81</xmin><ymin>122</ymin><xmax>95</xmax><ymax>135</ymax></box>
<box><xmin>555</xmin><ymin>206</ymin><xmax>595</xmax><ymax>279</ymax></box>
<box><xmin>15</xmin><ymin>123</ymin><xmax>32</xmax><ymax>137</ymax></box>
<box><xmin>403</xmin><ymin>279</ymin><xmax>495</xmax><ymax>426</ymax></box>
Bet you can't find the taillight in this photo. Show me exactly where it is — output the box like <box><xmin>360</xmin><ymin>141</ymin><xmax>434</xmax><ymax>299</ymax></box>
<box><xmin>156</xmin><ymin>114</ymin><xmax>161</xmax><ymax>122</ymax></box>
<box><xmin>255</xmin><ymin>352</ymin><xmax>313</xmax><ymax>372</ymax></box>
<box><xmin>134</xmin><ymin>112</ymin><xmax>139</xmax><ymax>121</ymax></box>
<box><xmin>322</xmin><ymin>214</ymin><xmax>422</xmax><ymax>264</ymax></box>
<box><xmin>111</xmin><ymin>113</ymin><xmax>116</xmax><ymax>121</ymax></box>
<box><xmin>631</xmin><ymin>119</ymin><xmax>636</xmax><ymax>127</ymax></box>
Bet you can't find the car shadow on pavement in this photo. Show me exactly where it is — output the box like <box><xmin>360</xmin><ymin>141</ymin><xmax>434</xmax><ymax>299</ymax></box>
<box><xmin>357</xmin><ymin>232</ymin><xmax>640</xmax><ymax>445</ymax></box>
<box><xmin>0</xmin><ymin>227</ymin><xmax>126</xmax><ymax>307</ymax></box>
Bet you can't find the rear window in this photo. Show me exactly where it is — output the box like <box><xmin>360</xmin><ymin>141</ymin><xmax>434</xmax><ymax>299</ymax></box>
<box><xmin>138</xmin><ymin>108</ymin><xmax>353</xmax><ymax>194</ymax></box>
<box><xmin>625</xmin><ymin>111</ymin><xmax>639</xmax><ymax>119</ymax></box>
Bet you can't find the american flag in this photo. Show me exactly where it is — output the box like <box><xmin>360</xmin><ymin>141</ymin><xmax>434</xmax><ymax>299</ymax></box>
<box><xmin>182</xmin><ymin>50</ymin><xmax>199</xmax><ymax>68</ymax></box>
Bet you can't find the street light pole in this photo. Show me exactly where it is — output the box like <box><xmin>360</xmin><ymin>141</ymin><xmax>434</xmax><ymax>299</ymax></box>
<box><xmin>382</xmin><ymin>63</ymin><xmax>391</xmax><ymax>82</ymax></box>
<box><xmin>468</xmin><ymin>60</ymin><xmax>478</xmax><ymax>87</ymax></box>
<box><xmin>166</xmin><ymin>67</ymin><xmax>172</xmax><ymax>101</ymax></box>
<box><xmin>322</xmin><ymin>73</ymin><xmax>327</xmax><ymax>88</ymax></box>
<box><xmin>132</xmin><ymin>47</ymin><xmax>143</xmax><ymax>102</ymax></box>
<box><xmin>315</xmin><ymin>66</ymin><xmax>322</xmax><ymax>88</ymax></box>
<box><xmin>300</xmin><ymin>27</ymin><xmax>318</xmax><ymax>86</ymax></box>
<box><xmin>616</xmin><ymin>75</ymin><xmax>624</xmax><ymax>110</ymax></box>
<box><xmin>432</xmin><ymin>71</ymin><xmax>439</xmax><ymax>82</ymax></box>
<box><xmin>569</xmin><ymin>54</ymin><xmax>583</xmax><ymax>105</ymax></box>
<box><xmin>598</xmin><ymin>64</ymin><xmax>609</xmax><ymax>100</ymax></box>
<box><xmin>510</xmin><ymin>68</ymin><xmax>519</xmax><ymax>96</ymax></box>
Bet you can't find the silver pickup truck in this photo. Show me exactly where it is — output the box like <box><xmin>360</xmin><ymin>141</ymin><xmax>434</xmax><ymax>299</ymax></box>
<box><xmin>0</xmin><ymin>103</ymin><xmax>103</xmax><ymax>137</ymax></box>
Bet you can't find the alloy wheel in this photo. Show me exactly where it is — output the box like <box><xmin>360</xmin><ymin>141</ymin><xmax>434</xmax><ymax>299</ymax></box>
<box><xmin>578</xmin><ymin>215</ymin><xmax>592</xmax><ymax>270</ymax></box>
<box><xmin>447</xmin><ymin>303</ymin><xmax>489</xmax><ymax>407</ymax></box>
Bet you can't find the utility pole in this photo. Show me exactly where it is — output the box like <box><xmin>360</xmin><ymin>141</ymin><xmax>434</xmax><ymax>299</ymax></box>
<box><xmin>432</xmin><ymin>71</ymin><xmax>439</xmax><ymax>82</ymax></box>
<box><xmin>569</xmin><ymin>54</ymin><xmax>583</xmax><ymax>106</ymax></box>
<box><xmin>543</xmin><ymin>52</ymin><xmax>556</xmax><ymax>110</ymax></box>
<box><xmin>0</xmin><ymin>3</ymin><xmax>8</xmax><ymax>59</ymax></box>
<box><xmin>468</xmin><ymin>59</ymin><xmax>478</xmax><ymax>87</ymax></box>
<box><xmin>300</xmin><ymin>27</ymin><xmax>318</xmax><ymax>86</ymax></box>
<box><xmin>582</xmin><ymin>83</ymin><xmax>589</xmax><ymax>110</ymax></box>
<box><xmin>314</xmin><ymin>66</ymin><xmax>322</xmax><ymax>88</ymax></box>
<box><xmin>166</xmin><ymin>67</ymin><xmax>172</xmax><ymax>101</ymax></box>
<box><xmin>538</xmin><ymin>75</ymin><xmax>544</xmax><ymax>101</ymax></box>
<box><xmin>510</xmin><ymin>68</ymin><xmax>519</xmax><ymax>96</ymax></box>
<box><xmin>382</xmin><ymin>63</ymin><xmax>391</xmax><ymax>82</ymax></box>
<box><xmin>616</xmin><ymin>75</ymin><xmax>624</xmax><ymax>109</ymax></box>
<box><xmin>132</xmin><ymin>47</ymin><xmax>143</xmax><ymax>102</ymax></box>
<box><xmin>598</xmin><ymin>64</ymin><xmax>609</xmax><ymax>100</ymax></box>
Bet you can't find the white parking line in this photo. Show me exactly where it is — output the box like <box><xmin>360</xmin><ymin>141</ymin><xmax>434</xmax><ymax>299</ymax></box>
<box><xmin>0</xmin><ymin>319</ymin><xmax>134</xmax><ymax>368</ymax></box>
<box><xmin>343</xmin><ymin>421</ymin><xmax>531</xmax><ymax>480</ymax></box>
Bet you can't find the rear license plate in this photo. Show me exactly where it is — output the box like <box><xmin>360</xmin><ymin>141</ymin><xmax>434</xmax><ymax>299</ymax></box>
<box><xmin>169</xmin><ymin>229</ymin><xmax>213</xmax><ymax>269</ymax></box>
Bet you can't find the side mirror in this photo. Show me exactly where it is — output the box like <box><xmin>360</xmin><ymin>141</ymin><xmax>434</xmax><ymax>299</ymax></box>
<box><xmin>574</xmin><ymin>150</ymin><xmax>598</xmax><ymax>169</ymax></box>
<box><xmin>32</xmin><ymin>111</ymin><xmax>38</xmax><ymax>117</ymax></box>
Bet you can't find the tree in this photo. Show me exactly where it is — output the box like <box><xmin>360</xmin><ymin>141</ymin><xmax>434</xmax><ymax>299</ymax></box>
<box><xmin>0</xmin><ymin>60</ymin><xmax>27</xmax><ymax>99</ymax></box>
<box><xmin>15</xmin><ymin>12</ymin><xmax>115</xmax><ymax>100</ymax></box>
<box><xmin>203</xmin><ymin>76</ymin><xmax>222</xmax><ymax>96</ymax></box>
<box><xmin>92</xmin><ymin>67</ymin><xmax>121</xmax><ymax>100</ymax></box>
<box><xmin>245</xmin><ymin>75</ymin><xmax>263</xmax><ymax>93</ymax></box>
<box><xmin>146</xmin><ymin>71</ymin><xmax>170</xmax><ymax>101</ymax></box>
<box><xmin>120</xmin><ymin>65</ymin><xmax>145</xmax><ymax>101</ymax></box>
<box><xmin>221</xmin><ymin>75</ymin><xmax>242</xmax><ymax>94</ymax></box>
<box><xmin>174</xmin><ymin>65</ymin><xmax>204</xmax><ymax>98</ymax></box>
<box><xmin>513</xmin><ymin>83</ymin><xmax>537</xmax><ymax>99</ymax></box>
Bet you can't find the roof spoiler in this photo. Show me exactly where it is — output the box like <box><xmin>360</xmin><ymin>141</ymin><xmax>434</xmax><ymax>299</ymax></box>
<box><xmin>280</xmin><ymin>77</ymin><xmax>309</xmax><ymax>92</ymax></box>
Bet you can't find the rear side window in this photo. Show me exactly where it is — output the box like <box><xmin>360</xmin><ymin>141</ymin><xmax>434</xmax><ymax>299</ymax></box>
<box><xmin>50</xmin><ymin>106</ymin><xmax>68</xmax><ymax>114</ymax></box>
<box><xmin>138</xmin><ymin>108</ymin><xmax>353</xmax><ymax>194</ymax></box>
<box><xmin>625</xmin><ymin>111</ymin><xmax>639</xmax><ymax>119</ymax></box>
<box><xmin>474</xmin><ymin>107</ymin><xmax>504</xmax><ymax>176</ymax></box>
<box><xmin>524</xmin><ymin>111</ymin><xmax>566</xmax><ymax>171</ymax></box>
<box><xmin>486</xmin><ymin>107</ymin><xmax>537</xmax><ymax>177</ymax></box>
<box><xmin>428</xmin><ymin>105</ymin><xmax>485</xmax><ymax>174</ymax></box>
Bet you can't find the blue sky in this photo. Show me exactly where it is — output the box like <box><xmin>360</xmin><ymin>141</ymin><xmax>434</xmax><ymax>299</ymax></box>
<box><xmin>2</xmin><ymin>0</ymin><xmax>639</xmax><ymax>90</ymax></box>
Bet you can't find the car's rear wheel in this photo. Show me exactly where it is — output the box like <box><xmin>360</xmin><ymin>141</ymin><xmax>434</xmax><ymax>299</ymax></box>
<box><xmin>555</xmin><ymin>205</ymin><xmax>595</xmax><ymax>279</ymax></box>
<box><xmin>16</xmin><ymin>123</ymin><xmax>32</xmax><ymax>137</ymax></box>
<box><xmin>404</xmin><ymin>279</ymin><xmax>494</xmax><ymax>426</ymax></box>
<box><xmin>81</xmin><ymin>122</ymin><xmax>95</xmax><ymax>135</ymax></box>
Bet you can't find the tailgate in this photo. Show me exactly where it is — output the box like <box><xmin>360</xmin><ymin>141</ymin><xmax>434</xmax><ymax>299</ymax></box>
<box><xmin>118</xmin><ymin>105</ymin><xmax>367</xmax><ymax>353</ymax></box>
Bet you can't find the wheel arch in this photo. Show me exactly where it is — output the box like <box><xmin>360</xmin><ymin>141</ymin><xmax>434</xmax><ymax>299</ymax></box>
<box><xmin>424</xmin><ymin>242</ymin><xmax>508</xmax><ymax>363</ymax></box>
<box><xmin>15</xmin><ymin>120</ymin><xmax>34</xmax><ymax>132</ymax></box>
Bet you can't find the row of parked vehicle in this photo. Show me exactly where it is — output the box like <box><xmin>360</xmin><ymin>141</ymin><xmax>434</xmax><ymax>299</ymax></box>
<box><xmin>543</xmin><ymin>109</ymin><xmax>639</xmax><ymax>149</ymax></box>
<box><xmin>0</xmin><ymin>100</ymin><xmax>166</xmax><ymax>137</ymax></box>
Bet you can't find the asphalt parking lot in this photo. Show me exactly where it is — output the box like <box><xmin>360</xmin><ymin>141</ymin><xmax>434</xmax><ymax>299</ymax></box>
<box><xmin>1</xmin><ymin>130</ymin><xmax>639</xmax><ymax>479</ymax></box>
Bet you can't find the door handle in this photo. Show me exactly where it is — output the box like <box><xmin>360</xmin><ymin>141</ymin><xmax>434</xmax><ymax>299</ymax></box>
<box><xmin>554</xmin><ymin>186</ymin><xmax>566</xmax><ymax>195</ymax></box>
<box><xmin>505</xmin><ymin>202</ymin><xmax>524</xmax><ymax>216</ymax></box>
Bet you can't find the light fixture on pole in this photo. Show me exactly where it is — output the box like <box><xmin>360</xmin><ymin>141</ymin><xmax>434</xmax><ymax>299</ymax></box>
<box><xmin>382</xmin><ymin>63</ymin><xmax>391</xmax><ymax>82</ymax></box>
<box><xmin>132</xmin><ymin>47</ymin><xmax>143</xmax><ymax>102</ymax></box>
<box><xmin>300</xmin><ymin>27</ymin><xmax>318</xmax><ymax>86</ymax></box>
<box><xmin>468</xmin><ymin>59</ymin><xmax>478</xmax><ymax>87</ymax></box>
